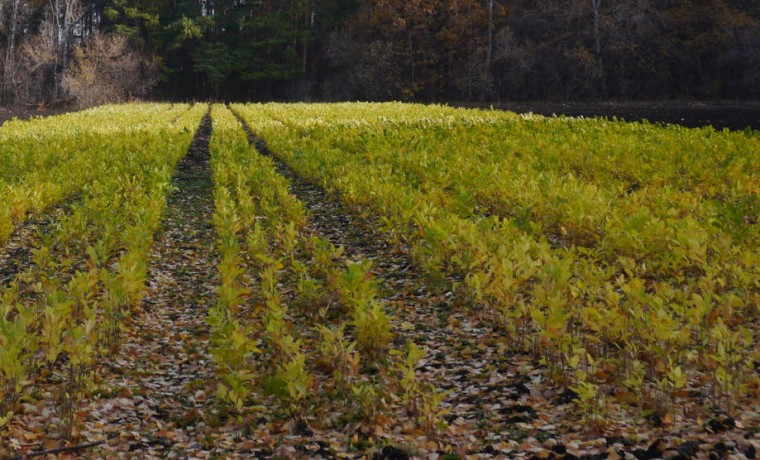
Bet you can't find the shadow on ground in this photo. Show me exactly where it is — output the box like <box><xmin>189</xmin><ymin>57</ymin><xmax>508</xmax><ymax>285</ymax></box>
<box><xmin>458</xmin><ymin>100</ymin><xmax>760</xmax><ymax>131</ymax></box>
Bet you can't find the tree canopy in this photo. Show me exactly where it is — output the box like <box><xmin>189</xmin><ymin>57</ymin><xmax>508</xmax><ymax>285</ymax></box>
<box><xmin>1</xmin><ymin>0</ymin><xmax>759</xmax><ymax>104</ymax></box>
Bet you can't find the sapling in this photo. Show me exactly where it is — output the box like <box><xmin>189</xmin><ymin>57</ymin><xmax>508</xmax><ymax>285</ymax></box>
<box><xmin>67</xmin><ymin>268</ymin><xmax>100</xmax><ymax>319</ymax></box>
<box><xmin>274</xmin><ymin>221</ymin><xmax>300</xmax><ymax>261</ymax></box>
<box><xmin>310</xmin><ymin>236</ymin><xmax>343</xmax><ymax>277</ymax></box>
<box><xmin>708</xmin><ymin>322</ymin><xmax>752</xmax><ymax>416</ymax></box>
<box><xmin>235</xmin><ymin>182</ymin><xmax>257</xmax><ymax>231</ymax></box>
<box><xmin>462</xmin><ymin>269</ymin><xmax>489</xmax><ymax>310</ymax></box>
<box><xmin>216</xmin><ymin>369</ymin><xmax>255</xmax><ymax>417</ymax></box>
<box><xmin>350</xmin><ymin>381</ymin><xmax>386</xmax><ymax>436</ymax></box>
<box><xmin>291</xmin><ymin>259</ymin><xmax>325</xmax><ymax>313</ymax></box>
<box><xmin>217</xmin><ymin>251</ymin><xmax>250</xmax><ymax>315</ymax></box>
<box><xmin>258</xmin><ymin>256</ymin><xmax>284</xmax><ymax>305</ymax></box>
<box><xmin>60</xmin><ymin>317</ymin><xmax>97</xmax><ymax>440</ymax></box>
<box><xmin>265</xmin><ymin>320</ymin><xmax>300</xmax><ymax>364</ymax></box>
<box><xmin>27</xmin><ymin>243</ymin><xmax>60</xmax><ymax>306</ymax></box>
<box><xmin>392</xmin><ymin>342</ymin><xmax>425</xmax><ymax>415</ymax></box>
<box><xmin>417</xmin><ymin>384</ymin><xmax>450</xmax><ymax>438</ymax></box>
<box><xmin>115</xmin><ymin>249</ymin><xmax>149</xmax><ymax>310</ymax></box>
<box><xmin>571</xmin><ymin>380</ymin><xmax>606</xmax><ymax>432</ymax></box>
<box><xmin>334</xmin><ymin>260</ymin><xmax>376</xmax><ymax>310</ymax></box>
<box><xmin>391</xmin><ymin>342</ymin><xmax>448</xmax><ymax>438</ymax></box>
<box><xmin>351</xmin><ymin>301</ymin><xmax>392</xmax><ymax>360</ymax></box>
<box><xmin>315</xmin><ymin>324</ymin><xmax>360</xmax><ymax>388</ymax></box>
<box><xmin>0</xmin><ymin>309</ymin><xmax>34</xmax><ymax>436</ymax></box>
<box><xmin>208</xmin><ymin>301</ymin><xmax>259</xmax><ymax>413</ymax></box>
<box><xmin>659</xmin><ymin>361</ymin><xmax>688</xmax><ymax>417</ymax></box>
<box><xmin>245</xmin><ymin>222</ymin><xmax>270</xmax><ymax>266</ymax></box>
<box><xmin>622</xmin><ymin>357</ymin><xmax>646</xmax><ymax>408</ymax></box>
<box><xmin>101</xmin><ymin>271</ymin><xmax>128</xmax><ymax>344</ymax></box>
<box><xmin>275</xmin><ymin>353</ymin><xmax>313</xmax><ymax>431</ymax></box>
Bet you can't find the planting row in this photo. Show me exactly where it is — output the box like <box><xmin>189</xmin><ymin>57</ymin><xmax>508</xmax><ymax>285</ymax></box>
<box><xmin>0</xmin><ymin>104</ymin><xmax>206</xmax><ymax>442</ymax></box>
<box><xmin>233</xmin><ymin>102</ymin><xmax>759</xmax><ymax>426</ymax></box>
<box><xmin>207</xmin><ymin>105</ymin><xmax>445</xmax><ymax>438</ymax></box>
<box><xmin>0</xmin><ymin>104</ymin><xmax>196</xmax><ymax>245</ymax></box>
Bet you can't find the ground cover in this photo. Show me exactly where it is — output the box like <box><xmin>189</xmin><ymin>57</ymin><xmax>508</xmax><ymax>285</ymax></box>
<box><xmin>0</xmin><ymin>103</ymin><xmax>758</xmax><ymax>459</ymax></box>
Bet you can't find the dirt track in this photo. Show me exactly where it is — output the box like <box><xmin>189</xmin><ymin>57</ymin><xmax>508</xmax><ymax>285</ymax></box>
<box><xmin>0</xmin><ymin>106</ymin><xmax>70</xmax><ymax>126</ymax></box>
<box><xmin>461</xmin><ymin>100</ymin><xmax>760</xmax><ymax>131</ymax></box>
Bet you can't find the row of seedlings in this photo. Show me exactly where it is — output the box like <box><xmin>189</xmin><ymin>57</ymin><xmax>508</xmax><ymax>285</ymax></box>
<box><xmin>0</xmin><ymin>104</ymin><xmax>195</xmax><ymax>244</ymax></box>
<box><xmin>234</xmin><ymin>103</ymin><xmax>759</xmax><ymax>428</ymax></box>
<box><xmin>208</xmin><ymin>105</ymin><xmax>446</xmax><ymax>449</ymax></box>
<box><xmin>0</xmin><ymin>104</ymin><xmax>206</xmax><ymax>449</ymax></box>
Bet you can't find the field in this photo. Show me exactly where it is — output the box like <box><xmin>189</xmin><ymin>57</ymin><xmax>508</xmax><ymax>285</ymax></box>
<box><xmin>0</xmin><ymin>103</ymin><xmax>758</xmax><ymax>459</ymax></box>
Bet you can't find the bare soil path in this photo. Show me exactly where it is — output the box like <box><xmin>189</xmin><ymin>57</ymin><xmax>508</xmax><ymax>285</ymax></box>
<box><xmin>0</xmin><ymin>106</ymin><xmax>71</xmax><ymax>126</ymax></box>
<box><xmin>79</xmin><ymin>112</ymin><xmax>221</xmax><ymax>458</ymax></box>
<box><xmin>460</xmin><ymin>100</ymin><xmax>760</xmax><ymax>131</ymax></box>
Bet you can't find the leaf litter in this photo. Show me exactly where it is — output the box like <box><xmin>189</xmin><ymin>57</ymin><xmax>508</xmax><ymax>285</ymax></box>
<box><xmin>73</xmin><ymin>112</ymin><xmax>220</xmax><ymax>458</ymax></box>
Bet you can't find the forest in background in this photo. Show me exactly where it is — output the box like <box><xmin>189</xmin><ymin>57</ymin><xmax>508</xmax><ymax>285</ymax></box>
<box><xmin>1</xmin><ymin>0</ymin><xmax>759</xmax><ymax>107</ymax></box>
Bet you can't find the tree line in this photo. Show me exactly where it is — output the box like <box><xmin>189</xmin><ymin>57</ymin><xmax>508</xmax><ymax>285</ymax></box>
<box><xmin>1</xmin><ymin>0</ymin><xmax>759</xmax><ymax>106</ymax></box>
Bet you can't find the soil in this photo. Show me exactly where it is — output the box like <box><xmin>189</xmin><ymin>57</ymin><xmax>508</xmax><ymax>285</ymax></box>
<box><xmin>0</xmin><ymin>105</ymin><xmax>72</xmax><ymax>126</ymax></box>
<box><xmin>458</xmin><ymin>100</ymin><xmax>760</xmax><ymax>131</ymax></box>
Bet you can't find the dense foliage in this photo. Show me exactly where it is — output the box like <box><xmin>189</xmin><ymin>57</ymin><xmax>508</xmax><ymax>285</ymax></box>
<box><xmin>0</xmin><ymin>103</ymin><xmax>205</xmax><ymax>441</ymax></box>
<box><xmin>1</xmin><ymin>102</ymin><xmax>758</xmax><ymax>457</ymax></box>
<box><xmin>1</xmin><ymin>0</ymin><xmax>759</xmax><ymax>104</ymax></box>
<box><xmin>234</xmin><ymin>102</ymin><xmax>759</xmax><ymax>425</ymax></box>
